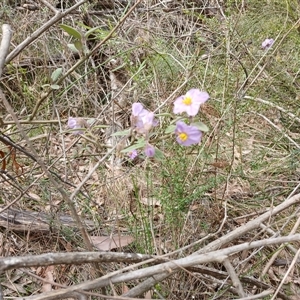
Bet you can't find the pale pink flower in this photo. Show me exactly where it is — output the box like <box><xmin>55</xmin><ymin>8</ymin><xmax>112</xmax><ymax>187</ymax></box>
<box><xmin>262</xmin><ymin>38</ymin><xmax>274</xmax><ymax>49</ymax></box>
<box><xmin>175</xmin><ymin>121</ymin><xmax>202</xmax><ymax>146</ymax></box>
<box><xmin>67</xmin><ymin>117</ymin><xmax>85</xmax><ymax>135</ymax></box>
<box><xmin>144</xmin><ymin>144</ymin><xmax>155</xmax><ymax>157</ymax></box>
<box><xmin>131</xmin><ymin>103</ymin><xmax>158</xmax><ymax>134</ymax></box>
<box><xmin>129</xmin><ymin>150</ymin><xmax>138</xmax><ymax>160</ymax></box>
<box><xmin>173</xmin><ymin>89</ymin><xmax>209</xmax><ymax>116</ymax></box>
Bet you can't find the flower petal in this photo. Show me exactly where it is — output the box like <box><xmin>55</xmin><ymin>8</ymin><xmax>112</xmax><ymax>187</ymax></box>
<box><xmin>175</xmin><ymin>121</ymin><xmax>202</xmax><ymax>146</ymax></box>
<box><xmin>173</xmin><ymin>89</ymin><xmax>209</xmax><ymax>116</ymax></box>
<box><xmin>132</xmin><ymin>103</ymin><xmax>144</xmax><ymax>116</ymax></box>
<box><xmin>145</xmin><ymin>144</ymin><xmax>155</xmax><ymax>157</ymax></box>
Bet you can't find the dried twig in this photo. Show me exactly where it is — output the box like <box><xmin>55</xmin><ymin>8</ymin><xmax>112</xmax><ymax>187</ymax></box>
<box><xmin>124</xmin><ymin>193</ymin><xmax>300</xmax><ymax>298</ymax></box>
<box><xmin>0</xmin><ymin>206</ymin><xmax>96</xmax><ymax>232</ymax></box>
<box><xmin>236</xmin><ymin>289</ymin><xmax>274</xmax><ymax>300</ymax></box>
<box><xmin>122</xmin><ymin>193</ymin><xmax>300</xmax><ymax>298</ymax></box>
<box><xmin>260</xmin><ymin>212</ymin><xmax>300</xmax><ymax>278</ymax></box>
<box><xmin>271</xmin><ymin>237</ymin><xmax>300</xmax><ymax>299</ymax></box>
<box><xmin>122</xmin><ymin>272</ymin><xmax>170</xmax><ymax>298</ymax></box>
<box><xmin>38</xmin><ymin>0</ymin><xmax>58</xmax><ymax>13</ymax></box>
<box><xmin>223</xmin><ymin>258</ymin><xmax>246</xmax><ymax>297</ymax></box>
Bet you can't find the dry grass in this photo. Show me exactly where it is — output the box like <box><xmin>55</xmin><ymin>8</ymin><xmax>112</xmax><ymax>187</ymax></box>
<box><xmin>0</xmin><ymin>0</ymin><xmax>300</xmax><ymax>299</ymax></box>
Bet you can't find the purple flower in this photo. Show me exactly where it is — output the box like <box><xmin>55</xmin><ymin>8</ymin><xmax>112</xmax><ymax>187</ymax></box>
<box><xmin>67</xmin><ymin>117</ymin><xmax>85</xmax><ymax>135</ymax></box>
<box><xmin>173</xmin><ymin>89</ymin><xmax>209</xmax><ymax>117</ymax></box>
<box><xmin>132</xmin><ymin>103</ymin><xmax>147</xmax><ymax>117</ymax></box>
<box><xmin>175</xmin><ymin>121</ymin><xmax>202</xmax><ymax>146</ymax></box>
<box><xmin>131</xmin><ymin>103</ymin><xmax>158</xmax><ymax>134</ymax></box>
<box><xmin>129</xmin><ymin>150</ymin><xmax>138</xmax><ymax>160</ymax></box>
<box><xmin>262</xmin><ymin>38</ymin><xmax>274</xmax><ymax>50</ymax></box>
<box><xmin>144</xmin><ymin>144</ymin><xmax>155</xmax><ymax>157</ymax></box>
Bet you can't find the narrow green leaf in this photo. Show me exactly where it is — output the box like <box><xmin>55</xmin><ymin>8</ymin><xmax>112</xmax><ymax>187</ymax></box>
<box><xmin>60</xmin><ymin>24</ymin><xmax>82</xmax><ymax>39</ymax></box>
<box><xmin>84</xmin><ymin>27</ymin><xmax>109</xmax><ymax>39</ymax></box>
<box><xmin>155</xmin><ymin>112</ymin><xmax>172</xmax><ymax>117</ymax></box>
<box><xmin>191</xmin><ymin>121</ymin><xmax>209</xmax><ymax>132</ymax></box>
<box><xmin>121</xmin><ymin>140</ymin><xmax>146</xmax><ymax>153</ymax></box>
<box><xmin>165</xmin><ymin>124</ymin><xmax>176</xmax><ymax>134</ymax></box>
<box><xmin>86</xmin><ymin>118</ymin><xmax>96</xmax><ymax>126</ymax></box>
<box><xmin>111</xmin><ymin>129</ymin><xmax>131</xmax><ymax>136</ymax></box>
<box><xmin>154</xmin><ymin>148</ymin><xmax>164</xmax><ymax>160</ymax></box>
<box><xmin>74</xmin><ymin>40</ymin><xmax>83</xmax><ymax>51</ymax></box>
<box><xmin>50</xmin><ymin>84</ymin><xmax>60</xmax><ymax>90</ymax></box>
<box><xmin>51</xmin><ymin>68</ymin><xmax>62</xmax><ymax>82</ymax></box>
<box><xmin>67</xmin><ymin>43</ymin><xmax>79</xmax><ymax>53</ymax></box>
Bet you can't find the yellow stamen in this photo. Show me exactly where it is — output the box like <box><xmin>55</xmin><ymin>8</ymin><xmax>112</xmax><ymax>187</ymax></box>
<box><xmin>182</xmin><ymin>95</ymin><xmax>192</xmax><ymax>105</ymax></box>
<box><xmin>179</xmin><ymin>132</ymin><xmax>188</xmax><ymax>141</ymax></box>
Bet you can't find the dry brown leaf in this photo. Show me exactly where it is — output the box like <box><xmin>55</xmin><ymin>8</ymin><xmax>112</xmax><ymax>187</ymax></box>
<box><xmin>144</xmin><ymin>290</ymin><xmax>153</xmax><ymax>298</ymax></box>
<box><xmin>28</xmin><ymin>192</ymin><xmax>41</xmax><ymax>201</ymax></box>
<box><xmin>201</xmin><ymin>103</ymin><xmax>220</xmax><ymax>118</ymax></box>
<box><xmin>122</xmin><ymin>283</ymin><xmax>130</xmax><ymax>294</ymax></box>
<box><xmin>2</xmin><ymin>281</ymin><xmax>27</xmax><ymax>294</ymax></box>
<box><xmin>90</xmin><ymin>235</ymin><xmax>134</xmax><ymax>251</ymax></box>
<box><xmin>268</xmin><ymin>268</ymin><xmax>280</xmax><ymax>282</ymax></box>
<box><xmin>140</xmin><ymin>197</ymin><xmax>161</xmax><ymax>207</ymax></box>
<box><xmin>42</xmin><ymin>266</ymin><xmax>55</xmax><ymax>292</ymax></box>
<box><xmin>190</xmin><ymin>204</ymin><xmax>199</xmax><ymax>211</ymax></box>
<box><xmin>242</xmin><ymin>135</ymin><xmax>255</xmax><ymax>155</ymax></box>
<box><xmin>208</xmin><ymin>160</ymin><xmax>229</xmax><ymax>169</ymax></box>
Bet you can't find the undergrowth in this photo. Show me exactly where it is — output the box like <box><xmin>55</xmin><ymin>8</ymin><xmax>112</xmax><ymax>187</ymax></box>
<box><xmin>0</xmin><ymin>0</ymin><xmax>300</xmax><ymax>299</ymax></box>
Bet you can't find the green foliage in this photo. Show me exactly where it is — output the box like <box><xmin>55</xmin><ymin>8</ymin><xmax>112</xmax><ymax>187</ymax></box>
<box><xmin>60</xmin><ymin>24</ymin><xmax>82</xmax><ymax>39</ymax></box>
<box><xmin>129</xmin><ymin>175</ymin><xmax>156</xmax><ymax>254</ymax></box>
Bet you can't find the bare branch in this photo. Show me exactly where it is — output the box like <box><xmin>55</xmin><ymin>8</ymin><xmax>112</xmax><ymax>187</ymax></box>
<box><xmin>0</xmin><ymin>24</ymin><xmax>12</xmax><ymax>78</ymax></box>
<box><xmin>223</xmin><ymin>258</ymin><xmax>246</xmax><ymax>297</ymax></box>
<box><xmin>0</xmin><ymin>251</ymin><xmax>155</xmax><ymax>273</ymax></box>
<box><xmin>122</xmin><ymin>272</ymin><xmax>170</xmax><ymax>298</ymax></box>
<box><xmin>18</xmin><ymin>234</ymin><xmax>300</xmax><ymax>300</ymax></box>
<box><xmin>236</xmin><ymin>289</ymin><xmax>274</xmax><ymax>300</ymax></box>
<box><xmin>38</xmin><ymin>0</ymin><xmax>59</xmax><ymax>13</ymax></box>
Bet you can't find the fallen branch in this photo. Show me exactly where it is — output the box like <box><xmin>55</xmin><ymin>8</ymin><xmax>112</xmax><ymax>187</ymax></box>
<box><xmin>0</xmin><ymin>206</ymin><xmax>95</xmax><ymax>232</ymax></box>
<box><xmin>0</xmin><ymin>251</ymin><xmax>156</xmax><ymax>273</ymax></box>
<box><xmin>16</xmin><ymin>234</ymin><xmax>300</xmax><ymax>300</ymax></box>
